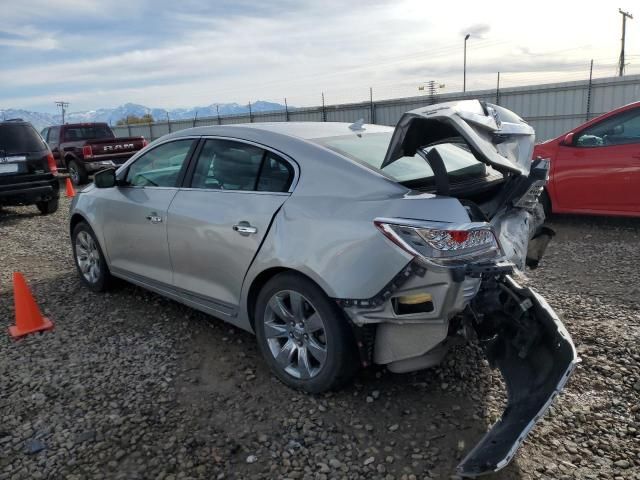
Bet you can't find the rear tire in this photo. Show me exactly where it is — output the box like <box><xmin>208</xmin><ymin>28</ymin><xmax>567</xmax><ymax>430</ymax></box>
<box><xmin>255</xmin><ymin>272</ymin><xmax>359</xmax><ymax>393</ymax></box>
<box><xmin>68</xmin><ymin>160</ymin><xmax>89</xmax><ymax>185</ymax></box>
<box><xmin>72</xmin><ymin>222</ymin><xmax>112</xmax><ymax>292</ymax></box>
<box><xmin>36</xmin><ymin>197</ymin><xmax>59</xmax><ymax>215</ymax></box>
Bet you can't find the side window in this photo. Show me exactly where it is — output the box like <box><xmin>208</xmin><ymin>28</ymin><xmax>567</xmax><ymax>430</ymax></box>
<box><xmin>576</xmin><ymin>108</ymin><xmax>640</xmax><ymax>147</ymax></box>
<box><xmin>48</xmin><ymin>127</ymin><xmax>60</xmax><ymax>145</ymax></box>
<box><xmin>257</xmin><ymin>152</ymin><xmax>294</xmax><ymax>192</ymax></box>
<box><xmin>41</xmin><ymin>128</ymin><xmax>49</xmax><ymax>141</ymax></box>
<box><xmin>190</xmin><ymin>139</ymin><xmax>263</xmax><ymax>191</ymax></box>
<box><xmin>125</xmin><ymin>139</ymin><xmax>193</xmax><ymax>187</ymax></box>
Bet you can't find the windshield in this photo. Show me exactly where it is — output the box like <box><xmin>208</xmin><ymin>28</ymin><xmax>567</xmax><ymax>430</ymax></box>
<box><xmin>63</xmin><ymin>125</ymin><xmax>114</xmax><ymax>141</ymax></box>
<box><xmin>0</xmin><ymin>124</ymin><xmax>47</xmax><ymax>154</ymax></box>
<box><xmin>312</xmin><ymin>132</ymin><xmax>485</xmax><ymax>183</ymax></box>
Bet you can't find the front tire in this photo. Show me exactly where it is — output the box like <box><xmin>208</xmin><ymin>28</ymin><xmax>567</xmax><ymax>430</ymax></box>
<box><xmin>68</xmin><ymin>160</ymin><xmax>89</xmax><ymax>185</ymax></box>
<box><xmin>36</xmin><ymin>197</ymin><xmax>59</xmax><ymax>215</ymax></box>
<box><xmin>72</xmin><ymin>222</ymin><xmax>112</xmax><ymax>292</ymax></box>
<box><xmin>255</xmin><ymin>272</ymin><xmax>359</xmax><ymax>393</ymax></box>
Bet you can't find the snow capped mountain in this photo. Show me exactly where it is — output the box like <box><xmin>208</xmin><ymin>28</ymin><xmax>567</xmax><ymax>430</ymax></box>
<box><xmin>1</xmin><ymin>101</ymin><xmax>287</xmax><ymax>131</ymax></box>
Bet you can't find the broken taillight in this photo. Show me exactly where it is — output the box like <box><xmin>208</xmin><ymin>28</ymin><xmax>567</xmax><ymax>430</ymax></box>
<box><xmin>375</xmin><ymin>219</ymin><xmax>501</xmax><ymax>266</ymax></box>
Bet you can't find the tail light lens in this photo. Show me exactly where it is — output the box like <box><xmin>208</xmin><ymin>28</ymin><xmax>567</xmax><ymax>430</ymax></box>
<box><xmin>46</xmin><ymin>152</ymin><xmax>58</xmax><ymax>175</ymax></box>
<box><xmin>82</xmin><ymin>145</ymin><xmax>93</xmax><ymax>158</ymax></box>
<box><xmin>375</xmin><ymin>219</ymin><xmax>501</xmax><ymax>266</ymax></box>
<box><xmin>141</xmin><ymin>138</ymin><xmax>148</xmax><ymax>148</ymax></box>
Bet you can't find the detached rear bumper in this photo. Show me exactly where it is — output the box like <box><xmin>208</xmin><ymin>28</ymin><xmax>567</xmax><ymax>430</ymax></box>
<box><xmin>457</xmin><ymin>276</ymin><xmax>578</xmax><ymax>477</ymax></box>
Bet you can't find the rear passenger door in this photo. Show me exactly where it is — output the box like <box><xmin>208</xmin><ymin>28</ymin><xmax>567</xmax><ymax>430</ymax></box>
<box><xmin>167</xmin><ymin>138</ymin><xmax>296</xmax><ymax>317</ymax></box>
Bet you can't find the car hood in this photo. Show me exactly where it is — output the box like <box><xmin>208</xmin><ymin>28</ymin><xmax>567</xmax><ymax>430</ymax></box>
<box><xmin>381</xmin><ymin>100</ymin><xmax>535</xmax><ymax>176</ymax></box>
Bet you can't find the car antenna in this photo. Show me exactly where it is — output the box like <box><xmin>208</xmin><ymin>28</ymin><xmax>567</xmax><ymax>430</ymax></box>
<box><xmin>348</xmin><ymin>118</ymin><xmax>366</xmax><ymax>132</ymax></box>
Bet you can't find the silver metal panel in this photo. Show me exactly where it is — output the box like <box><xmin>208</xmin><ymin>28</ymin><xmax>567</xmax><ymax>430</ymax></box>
<box><xmin>109</xmin><ymin>74</ymin><xmax>640</xmax><ymax>143</ymax></box>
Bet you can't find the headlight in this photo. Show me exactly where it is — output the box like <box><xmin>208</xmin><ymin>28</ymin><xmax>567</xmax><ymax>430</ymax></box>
<box><xmin>375</xmin><ymin>219</ymin><xmax>502</xmax><ymax>266</ymax></box>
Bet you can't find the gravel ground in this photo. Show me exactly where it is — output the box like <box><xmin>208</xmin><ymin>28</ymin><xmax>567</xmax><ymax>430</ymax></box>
<box><xmin>1</xmin><ymin>191</ymin><xmax>639</xmax><ymax>480</ymax></box>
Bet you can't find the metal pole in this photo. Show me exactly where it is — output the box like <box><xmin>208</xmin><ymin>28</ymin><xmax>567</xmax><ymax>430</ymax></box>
<box><xmin>166</xmin><ymin>112</ymin><xmax>171</xmax><ymax>133</ymax></box>
<box><xmin>127</xmin><ymin>119</ymin><xmax>131</xmax><ymax>137</ymax></box>
<box><xmin>618</xmin><ymin>9</ymin><xmax>633</xmax><ymax>76</ymax></box>
<box><xmin>496</xmin><ymin>72</ymin><xmax>500</xmax><ymax>105</ymax></box>
<box><xmin>586</xmin><ymin>60</ymin><xmax>594</xmax><ymax>121</ymax></box>
<box><xmin>193</xmin><ymin>111</ymin><xmax>198</xmax><ymax>128</ymax></box>
<box><xmin>248</xmin><ymin>101</ymin><xmax>253</xmax><ymax>123</ymax></box>
<box><xmin>284</xmin><ymin>98</ymin><xmax>289</xmax><ymax>121</ymax></box>
<box><xmin>321</xmin><ymin>92</ymin><xmax>326</xmax><ymax>122</ymax></box>
<box><xmin>216</xmin><ymin>105</ymin><xmax>221</xmax><ymax>125</ymax></box>
<box><xmin>369</xmin><ymin>87</ymin><xmax>375</xmax><ymax>124</ymax></box>
<box><xmin>463</xmin><ymin>34</ymin><xmax>470</xmax><ymax>92</ymax></box>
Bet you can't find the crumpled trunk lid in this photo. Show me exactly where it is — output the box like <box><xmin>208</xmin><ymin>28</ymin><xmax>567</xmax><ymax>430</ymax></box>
<box><xmin>382</xmin><ymin>100</ymin><xmax>535</xmax><ymax>176</ymax></box>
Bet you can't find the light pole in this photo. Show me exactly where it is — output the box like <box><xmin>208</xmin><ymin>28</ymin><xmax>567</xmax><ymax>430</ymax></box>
<box><xmin>463</xmin><ymin>34</ymin><xmax>470</xmax><ymax>92</ymax></box>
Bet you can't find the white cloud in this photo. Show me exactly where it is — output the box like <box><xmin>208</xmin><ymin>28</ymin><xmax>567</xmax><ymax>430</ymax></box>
<box><xmin>1</xmin><ymin>0</ymin><xmax>639</xmax><ymax>111</ymax></box>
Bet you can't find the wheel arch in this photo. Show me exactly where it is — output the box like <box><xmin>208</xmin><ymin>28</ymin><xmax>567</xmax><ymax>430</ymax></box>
<box><xmin>246</xmin><ymin>267</ymin><xmax>335</xmax><ymax>331</ymax></box>
<box><xmin>69</xmin><ymin>212</ymin><xmax>89</xmax><ymax>237</ymax></box>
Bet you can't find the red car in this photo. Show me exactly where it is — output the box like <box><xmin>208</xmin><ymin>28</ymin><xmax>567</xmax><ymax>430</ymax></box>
<box><xmin>533</xmin><ymin>101</ymin><xmax>640</xmax><ymax>217</ymax></box>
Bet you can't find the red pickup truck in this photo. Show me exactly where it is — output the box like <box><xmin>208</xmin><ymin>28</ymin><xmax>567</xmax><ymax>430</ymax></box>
<box><xmin>41</xmin><ymin>123</ymin><xmax>147</xmax><ymax>185</ymax></box>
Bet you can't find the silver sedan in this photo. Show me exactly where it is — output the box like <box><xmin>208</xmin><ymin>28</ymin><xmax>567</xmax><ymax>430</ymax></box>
<box><xmin>69</xmin><ymin>100</ymin><xmax>577</xmax><ymax>477</ymax></box>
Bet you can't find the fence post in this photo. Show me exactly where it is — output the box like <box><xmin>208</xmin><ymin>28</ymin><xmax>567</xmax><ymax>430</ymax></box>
<box><xmin>369</xmin><ymin>87</ymin><xmax>376</xmax><ymax>124</ymax></box>
<box><xmin>496</xmin><ymin>72</ymin><xmax>501</xmax><ymax>105</ymax></box>
<box><xmin>148</xmin><ymin>123</ymin><xmax>153</xmax><ymax>140</ymax></box>
<box><xmin>248</xmin><ymin>101</ymin><xmax>253</xmax><ymax>123</ymax></box>
<box><xmin>127</xmin><ymin>120</ymin><xmax>131</xmax><ymax>137</ymax></box>
<box><xmin>284</xmin><ymin>98</ymin><xmax>289</xmax><ymax>121</ymax></box>
<box><xmin>166</xmin><ymin>112</ymin><xmax>171</xmax><ymax>133</ymax></box>
<box><xmin>193</xmin><ymin>111</ymin><xmax>198</xmax><ymax>128</ymax></box>
<box><xmin>321</xmin><ymin>92</ymin><xmax>326</xmax><ymax>122</ymax></box>
<box><xmin>216</xmin><ymin>105</ymin><xmax>221</xmax><ymax>125</ymax></box>
<box><xmin>586</xmin><ymin>60</ymin><xmax>594</xmax><ymax>121</ymax></box>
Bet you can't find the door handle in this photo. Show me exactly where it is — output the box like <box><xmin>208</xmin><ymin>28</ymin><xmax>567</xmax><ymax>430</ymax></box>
<box><xmin>233</xmin><ymin>222</ymin><xmax>257</xmax><ymax>235</ymax></box>
<box><xmin>146</xmin><ymin>213</ymin><xmax>163</xmax><ymax>224</ymax></box>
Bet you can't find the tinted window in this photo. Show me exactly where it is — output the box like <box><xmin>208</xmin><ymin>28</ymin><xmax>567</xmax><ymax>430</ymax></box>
<box><xmin>313</xmin><ymin>132</ymin><xmax>485</xmax><ymax>183</ymax></box>
<box><xmin>47</xmin><ymin>127</ymin><xmax>60</xmax><ymax>144</ymax></box>
<box><xmin>0</xmin><ymin>124</ymin><xmax>47</xmax><ymax>154</ymax></box>
<box><xmin>257</xmin><ymin>153</ymin><xmax>294</xmax><ymax>192</ymax></box>
<box><xmin>63</xmin><ymin>125</ymin><xmax>114</xmax><ymax>141</ymax></box>
<box><xmin>576</xmin><ymin>108</ymin><xmax>640</xmax><ymax>147</ymax></box>
<box><xmin>126</xmin><ymin>140</ymin><xmax>193</xmax><ymax>187</ymax></box>
<box><xmin>190</xmin><ymin>139</ymin><xmax>263</xmax><ymax>191</ymax></box>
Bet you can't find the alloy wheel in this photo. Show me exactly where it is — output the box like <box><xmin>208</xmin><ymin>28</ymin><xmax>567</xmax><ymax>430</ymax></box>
<box><xmin>263</xmin><ymin>290</ymin><xmax>328</xmax><ymax>379</ymax></box>
<box><xmin>75</xmin><ymin>231</ymin><xmax>101</xmax><ymax>284</ymax></box>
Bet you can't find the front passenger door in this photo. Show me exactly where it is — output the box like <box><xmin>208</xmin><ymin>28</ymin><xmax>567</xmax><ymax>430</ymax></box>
<box><xmin>100</xmin><ymin>138</ymin><xmax>197</xmax><ymax>285</ymax></box>
<box><xmin>554</xmin><ymin>107</ymin><xmax>640</xmax><ymax>213</ymax></box>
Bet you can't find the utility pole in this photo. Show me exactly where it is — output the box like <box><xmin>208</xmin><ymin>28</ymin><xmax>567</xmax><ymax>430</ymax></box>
<box><xmin>618</xmin><ymin>9</ymin><xmax>633</xmax><ymax>76</ymax></box>
<box><xmin>463</xmin><ymin>34</ymin><xmax>470</xmax><ymax>92</ymax></box>
<box><xmin>284</xmin><ymin>98</ymin><xmax>289</xmax><ymax>121</ymax></box>
<box><xmin>55</xmin><ymin>101</ymin><xmax>69</xmax><ymax>124</ymax></box>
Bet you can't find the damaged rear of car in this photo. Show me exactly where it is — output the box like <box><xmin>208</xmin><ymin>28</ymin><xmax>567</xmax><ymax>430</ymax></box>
<box><xmin>311</xmin><ymin>100</ymin><xmax>578</xmax><ymax>476</ymax></box>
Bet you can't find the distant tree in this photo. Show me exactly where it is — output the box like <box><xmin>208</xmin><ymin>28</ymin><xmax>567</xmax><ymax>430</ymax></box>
<box><xmin>116</xmin><ymin>113</ymin><xmax>154</xmax><ymax>125</ymax></box>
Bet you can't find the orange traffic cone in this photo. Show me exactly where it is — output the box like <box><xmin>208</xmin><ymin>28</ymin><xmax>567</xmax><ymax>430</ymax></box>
<box><xmin>8</xmin><ymin>272</ymin><xmax>54</xmax><ymax>339</ymax></box>
<box><xmin>65</xmin><ymin>178</ymin><xmax>76</xmax><ymax>198</ymax></box>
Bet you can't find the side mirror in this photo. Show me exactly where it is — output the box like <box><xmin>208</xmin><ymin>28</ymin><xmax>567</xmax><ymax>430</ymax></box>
<box><xmin>94</xmin><ymin>168</ymin><xmax>117</xmax><ymax>188</ymax></box>
<box><xmin>560</xmin><ymin>132</ymin><xmax>575</xmax><ymax>146</ymax></box>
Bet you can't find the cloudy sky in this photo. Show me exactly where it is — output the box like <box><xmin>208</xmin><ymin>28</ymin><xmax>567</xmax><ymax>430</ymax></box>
<box><xmin>1</xmin><ymin>0</ymin><xmax>638</xmax><ymax>113</ymax></box>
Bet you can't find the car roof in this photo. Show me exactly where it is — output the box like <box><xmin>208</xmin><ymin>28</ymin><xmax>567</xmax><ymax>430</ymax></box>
<box><xmin>170</xmin><ymin>121</ymin><xmax>393</xmax><ymax>141</ymax></box>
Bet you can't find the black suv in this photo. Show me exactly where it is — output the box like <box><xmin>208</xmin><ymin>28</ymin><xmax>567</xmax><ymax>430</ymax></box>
<box><xmin>0</xmin><ymin>120</ymin><xmax>60</xmax><ymax>215</ymax></box>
